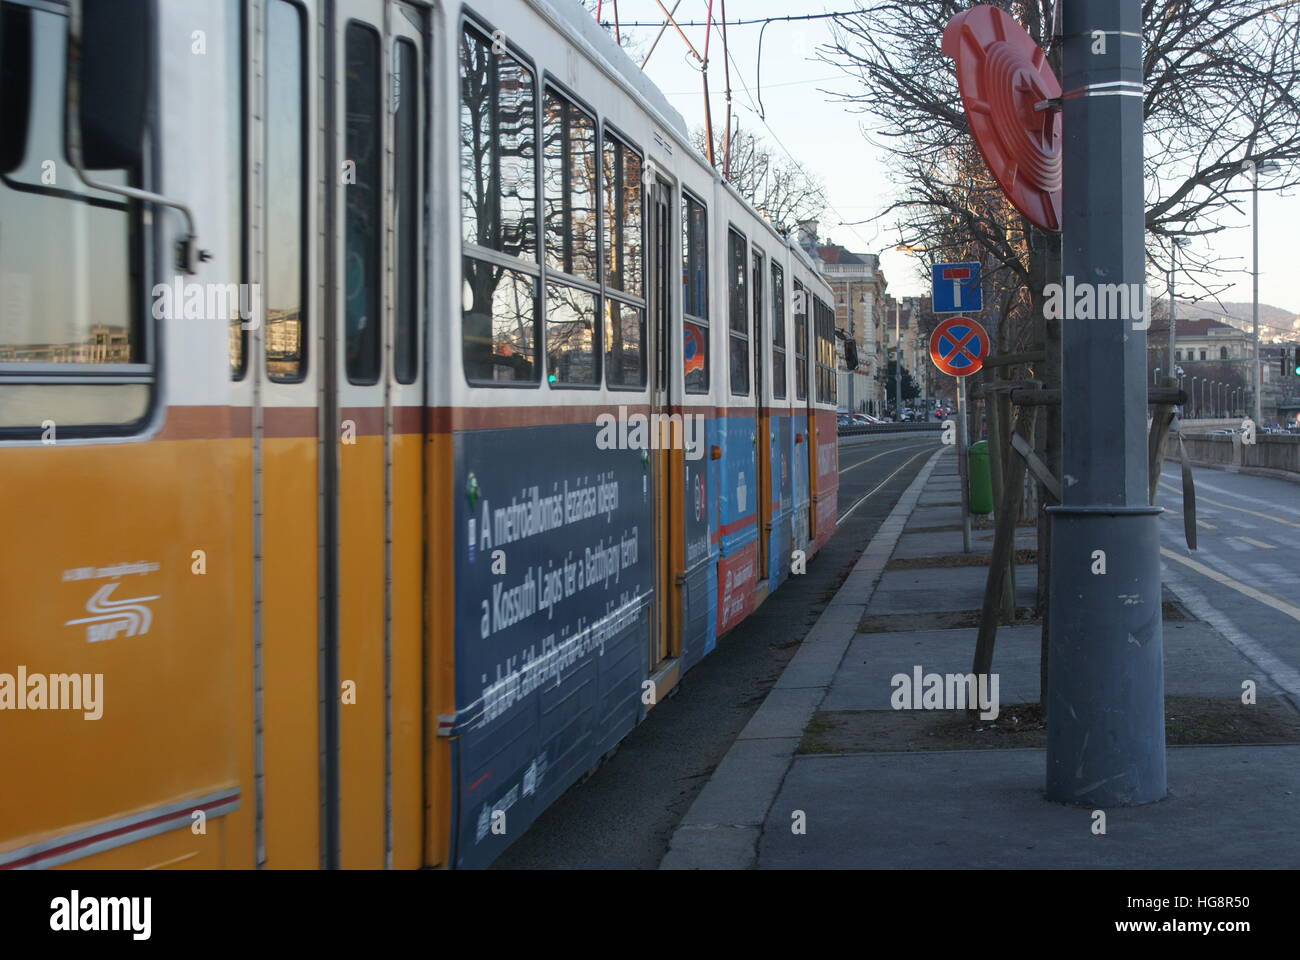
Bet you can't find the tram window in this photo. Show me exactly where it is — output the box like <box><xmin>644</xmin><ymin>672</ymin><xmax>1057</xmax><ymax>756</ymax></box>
<box><xmin>605</xmin><ymin>298</ymin><xmax>645</xmax><ymax>388</ymax></box>
<box><xmin>794</xmin><ymin>279</ymin><xmax>808</xmax><ymax>401</ymax></box>
<box><xmin>545</xmin><ymin>281</ymin><xmax>597</xmax><ymax>386</ymax></box>
<box><xmin>815</xmin><ymin>298</ymin><xmax>826</xmax><ymax>403</ymax></box>
<box><xmin>772</xmin><ymin>263</ymin><xmax>786</xmax><ymax>400</ymax></box>
<box><xmin>265</xmin><ymin>0</ymin><xmax>306</xmax><ymax>382</ymax></box>
<box><xmin>460</xmin><ymin>26</ymin><xmax>537</xmax><ymax>262</ymax></box>
<box><xmin>227</xmin><ymin>0</ymin><xmax>248</xmax><ymax>380</ymax></box>
<box><xmin>603</xmin><ymin>134</ymin><xmax>642</xmax><ymax>296</ymax></box>
<box><xmin>393</xmin><ymin>38</ymin><xmax>420</xmax><ymax>384</ymax></box>
<box><xmin>344</xmin><ymin>23</ymin><xmax>382</xmax><ymax>385</ymax></box>
<box><xmin>462</xmin><ymin>258</ymin><xmax>538</xmax><ymax>383</ymax></box>
<box><xmin>0</xmin><ymin>2</ymin><xmax>143</xmax><ymax>370</ymax></box>
<box><xmin>728</xmin><ymin>229</ymin><xmax>748</xmax><ymax>396</ymax></box>
<box><xmin>682</xmin><ymin>192</ymin><xmax>708</xmax><ymax>394</ymax></box>
<box><xmin>542</xmin><ymin>89</ymin><xmax>597</xmax><ymax>281</ymax></box>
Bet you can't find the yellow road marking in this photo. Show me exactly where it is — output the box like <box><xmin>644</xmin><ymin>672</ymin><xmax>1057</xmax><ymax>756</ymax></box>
<box><xmin>1235</xmin><ymin>537</ymin><xmax>1277</xmax><ymax>550</ymax></box>
<box><xmin>1197</xmin><ymin>519</ymin><xmax>1216</xmax><ymax>530</ymax></box>
<box><xmin>1158</xmin><ymin>480</ymin><xmax>1300</xmax><ymax>530</ymax></box>
<box><xmin>1161</xmin><ymin>547</ymin><xmax>1300</xmax><ymax>622</ymax></box>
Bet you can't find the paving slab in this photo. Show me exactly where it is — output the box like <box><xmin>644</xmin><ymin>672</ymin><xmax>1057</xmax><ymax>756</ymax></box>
<box><xmin>868</xmin><ymin>564</ymin><xmax>1037</xmax><ymax>614</ymax></box>
<box><xmin>893</xmin><ymin>529</ymin><xmax>1037</xmax><ymax>560</ymax></box>
<box><xmin>821</xmin><ymin>621</ymin><xmax>1283</xmax><ymax>712</ymax></box>
<box><xmin>918</xmin><ymin>492</ymin><xmax>964</xmax><ymax>507</ymax></box>
<box><xmin>823</xmin><ymin>626</ymin><xmax>1043</xmax><ymax>710</ymax></box>
<box><xmin>905</xmin><ymin>505</ymin><xmax>965</xmax><ymax>530</ymax></box>
<box><xmin>758</xmin><ymin>746</ymin><xmax>1300</xmax><ymax>869</ymax></box>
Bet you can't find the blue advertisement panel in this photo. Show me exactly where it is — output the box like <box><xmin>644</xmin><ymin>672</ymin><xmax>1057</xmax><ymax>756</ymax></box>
<box><xmin>451</xmin><ymin>423</ymin><xmax>651</xmax><ymax>867</ymax></box>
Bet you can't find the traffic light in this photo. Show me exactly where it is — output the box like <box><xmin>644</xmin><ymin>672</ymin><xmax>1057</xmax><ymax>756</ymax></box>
<box><xmin>1294</xmin><ymin>345</ymin><xmax>1300</xmax><ymax>377</ymax></box>
<box><xmin>1284</xmin><ymin>347</ymin><xmax>1295</xmax><ymax>378</ymax></box>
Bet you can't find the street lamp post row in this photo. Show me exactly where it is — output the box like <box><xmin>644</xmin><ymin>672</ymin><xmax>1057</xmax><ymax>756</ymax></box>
<box><xmin>1245</xmin><ymin>158</ymin><xmax>1283</xmax><ymax>426</ymax></box>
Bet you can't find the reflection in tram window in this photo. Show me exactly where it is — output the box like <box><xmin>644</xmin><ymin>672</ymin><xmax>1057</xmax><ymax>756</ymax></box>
<box><xmin>393</xmin><ymin>38</ymin><xmax>420</xmax><ymax>385</ymax></box>
<box><xmin>459</xmin><ymin>26</ymin><xmax>536</xmax><ymax>261</ymax></box>
<box><xmin>542</xmin><ymin>90</ymin><xmax>597</xmax><ymax>281</ymax></box>
<box><xmin>602</xmin><ymin>134</ymin><xmax>642</xmax><ymax>296</ymax></box>
<box><xmin>728</xmin><ymin>229</ymin><xmax>749</xmax><ymax>396</ymax></box>
<box><xmin>681</xmin><ymin>193</ymin><xmax>708</xmax><ymax>394</ymax></box>
<box><xmin>794</xmin><ymin>279</ymin><xmax>808</xmax><ymax>401</ymax></box>
<box><xmin>545</xmin><ymin>282</ymin><xmax>597</xmax><ymax>386</ymax></box>
<box><xmin>772</xmin><ymin>264</ymin><xmax>786</xmax><ymax>400</ymax></box>
<box><xmin>265</xmin><ymin>0</ymin><xmax>306</xmax><ymax>382</ymax></box>
<box><xmin>605</xmin><ymin>298</ymin><xmax>645</xmax><ymax>388</ymax></box>
<box><xmin>344</xmin><ymin>22</ymin><xmax>382</xmax><ymax>385</ymax></box>
<box><xmin>226</xmin><ymin>0</ymin><xmax>247</xmax><ymax>380</ymax></box>
<box><xmin>0</xmin><ymin>2</ymin><xmax>141</xmax><ymax>368</ymax></box>
<box><xmin>462</xmin><ymin>259</ymin><xmax>538</xmax><ymax>383</ymax></box>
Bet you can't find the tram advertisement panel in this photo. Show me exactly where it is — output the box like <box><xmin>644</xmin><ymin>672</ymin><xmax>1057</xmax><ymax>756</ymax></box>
<box><xmin>451</xmin><ymin>424</ymin><xmax>651</xmax><ymax>866</ymax></box>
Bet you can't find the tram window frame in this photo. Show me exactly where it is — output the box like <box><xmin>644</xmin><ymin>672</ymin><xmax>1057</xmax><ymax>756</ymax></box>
<box><xmin>682</xmin><ymin>190</ymin><xmax>708</xmax><ymax>395</ymax></box>
<box><xmin>601</xmin><ymin>125</ymin><xmax>645</xmax><ymax>391</ymax></box>
<box><xmin>771</xmin><ymin>262</ymin><xmax>786</xmax><ymax>401</ymax></box>
<box><xmin>459</xmin><ymin>18</ymin><xmax>541</xmax><ymax>387</ymax></box>
<box><xmin>0</xmin><ymin>0</ymin><xmax>156</xmax><ymax>435</ymax></box>
<box><xmin>227</xmin><ymin>0</ymin><xmax>249</xmax><ymax>381</ymax></box>
<box><xmin>264</xmin><ymin>0</ymin><xmax>308</xmax><ymax>383</ymax></box>
<box><xmin>393</xmin><ymin>36</ymin><xmax>420</xmax><ymax>385</ymax></box>
<box><xmin>727</xmin><ymin>227</ymin><xmax>749</xmax><ymax>397</ymax></box>
<box><xmin>541</xmin><ymin>82</ymin><xmax>600</xmax><ymax>389</ymax></box>
<box><xmin>343</xmin><ymin>21</ymin><xmax>383</xmax><ymax>386</ymax></box>
<box><xmin>793</xmin><ymin>279</ymin><xmax>808</xmax><ymax>402</ymax></box>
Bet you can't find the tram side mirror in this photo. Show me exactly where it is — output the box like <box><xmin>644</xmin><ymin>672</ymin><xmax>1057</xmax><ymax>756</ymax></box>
<box><xmin>76</xmin><ymin>0</ymin><xmax>152</xmax><ymax>171</ymax></box>
<box><xmin>844</xmin><ymin>339</ymin><xmax>860</xmax><ymax>370</ymax></box>
<box><xmin>0</xmin><ymin>3</ymin><xmax>33</xmax><ymax>174</ymax></box>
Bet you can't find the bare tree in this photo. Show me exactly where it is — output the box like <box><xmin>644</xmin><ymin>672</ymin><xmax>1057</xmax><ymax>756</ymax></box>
<box><xmin>577</xmin><ymin>0</ymin><xmax>642</xmax><ymax>55</ymax></box>
<box><xmin>822</xmin><ymin>0</ymin><xmax>1300</xmax><ymax>303</ymax></box>
<box><xmin>691</xmin><ymin>123</ymin><xmax>829</xmax><ymax>232</ymax></box>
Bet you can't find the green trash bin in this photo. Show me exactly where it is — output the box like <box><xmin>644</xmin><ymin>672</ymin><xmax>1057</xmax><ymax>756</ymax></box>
<box><xmin>967</xmin><ymin>440</ymin><xmax>993</xmax><ymax>515</ymax></box>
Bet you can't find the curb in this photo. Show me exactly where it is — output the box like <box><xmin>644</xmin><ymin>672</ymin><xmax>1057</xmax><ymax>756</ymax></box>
<box><xmin>659</xmin><ymin>445</ymin><xmax>954</xmax><ymax>869</ymax></box>
<box><xmin>1162</xmin><ymin>456</ymin><xmax>1300</xmax><ymax>486</ymax></box>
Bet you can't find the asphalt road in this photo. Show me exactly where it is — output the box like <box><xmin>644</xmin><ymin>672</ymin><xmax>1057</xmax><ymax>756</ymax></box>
<box><xmin>493</xmin><ymin>432</ymin><xmax>942</xmax><ymax>869</ymax></box>
<box><xmin>1154</xmin><ymin>461</ymin><xmax>1300</xmax><ymax>708</ymax></box>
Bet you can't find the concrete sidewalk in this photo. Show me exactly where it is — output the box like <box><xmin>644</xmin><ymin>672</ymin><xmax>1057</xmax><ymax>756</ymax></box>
<box><xmin>661</xmin><ymin>447</ymin><xmax>1300</xmax><ymax>869</ymax></box>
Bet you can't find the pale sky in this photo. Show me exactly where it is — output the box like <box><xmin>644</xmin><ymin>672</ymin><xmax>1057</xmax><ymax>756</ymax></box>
<box><xmin>598</xmin><ymin>0</ymin><xmax>1300</xmax><ymax>330</ymax></box>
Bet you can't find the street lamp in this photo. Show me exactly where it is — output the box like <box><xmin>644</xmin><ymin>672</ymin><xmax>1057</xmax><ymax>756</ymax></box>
<box><xmin>1190</xmin><ymin>376</ymin><xmax>1199</xmax><ymax>419</ymax></box>
<box><xmin>1243</xmin><ymin>158</ymin><xmax>1284</xmax><ymax>425</ymax></box>
<box><xmin>1153</xmin><ymin>366</ymin><xmax>1161</xmax><ymax>386</ymax></box>
<box><xmin>1167</xmin><ymin>237</ymin><xmax>1193</xmax><ymax>375</ymax></box>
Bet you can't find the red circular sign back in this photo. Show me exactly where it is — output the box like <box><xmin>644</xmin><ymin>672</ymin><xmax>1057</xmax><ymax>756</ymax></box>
<box><xmin>942</xmin><ymin>6</ymin><xmax>1062</xmax><ymax>232</ymax></box>
<box><xmin>930</xmin><ymin>316</ymin><xmax>990</xmax><ymax>377</ymax></box>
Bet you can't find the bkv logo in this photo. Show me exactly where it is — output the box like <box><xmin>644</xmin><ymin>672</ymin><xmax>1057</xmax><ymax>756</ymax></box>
<box><xmin>65</xmin><ymin>583</ymin><xmax>160</xmax><ymax>643</ymax></box>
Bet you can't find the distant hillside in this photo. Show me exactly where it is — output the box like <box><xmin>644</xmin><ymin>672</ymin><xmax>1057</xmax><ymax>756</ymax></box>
<box><xmin>1173</xmin><ymin>300</ymin><xmax>1299</xmax><ymax>340</ymax></box>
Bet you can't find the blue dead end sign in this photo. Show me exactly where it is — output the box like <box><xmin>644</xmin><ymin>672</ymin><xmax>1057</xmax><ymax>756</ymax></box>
<box><xmin>930</xmin><ymin>316</ymin><xmax>990</xmax><ymax>377</ymax></box>
<box><xmin>931</xmin><ymin>261</ymin><xmax>983</xmax><ymax>314</ymax></box>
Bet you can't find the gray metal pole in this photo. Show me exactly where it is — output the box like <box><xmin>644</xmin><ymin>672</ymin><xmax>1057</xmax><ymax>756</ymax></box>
<box><xmin>1252</xmin><ymin>170</ymin><xmax>1262</xmax><ymax>426</ymax></box>
<box><xmin>957</xmin><ymin>374</ymin><xmax>971</xmax><ymax>553</ymax></box>
<box><xmin>1046</xmin><ymin>0</ymin><xmax>1167</xmax><ymax>806</ymax></box>
<box><xmin>1166</xmin><ymin>261</ymin><xmax>1176</xmax><ymax>375</ymax></box>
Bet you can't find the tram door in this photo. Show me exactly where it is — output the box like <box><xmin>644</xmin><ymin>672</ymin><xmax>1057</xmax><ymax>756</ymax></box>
<box><xmin>649</xmin><ymin>177</ymin><xmax>675</xmax><ymax>672</ymax></box>
<box><xmin>325</xmin><ymin>0</ymin><xmax>427</xmax><ymax>870</ymax></box>
<box><xmin>752</xmin><ymin>248</ymin><xmax>769</xmax><ymax>579</ymax></box>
